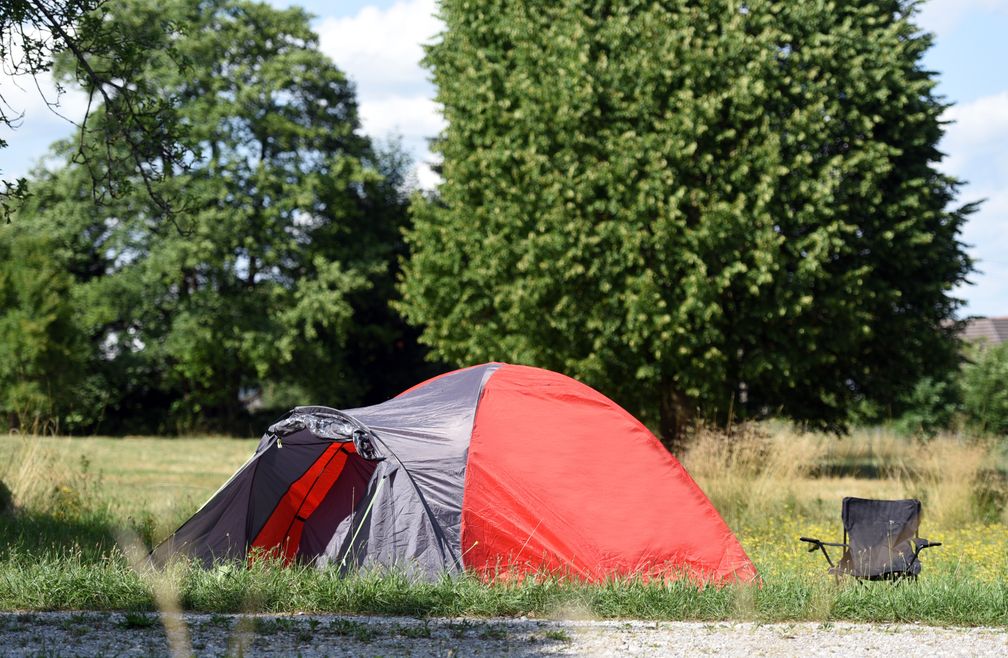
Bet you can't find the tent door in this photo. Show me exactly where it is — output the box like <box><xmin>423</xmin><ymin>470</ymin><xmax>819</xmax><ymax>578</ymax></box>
<box><xmin>249</xmin><ymin>442</ymin><xmax>353</xmax><ymax>564</ymax></box>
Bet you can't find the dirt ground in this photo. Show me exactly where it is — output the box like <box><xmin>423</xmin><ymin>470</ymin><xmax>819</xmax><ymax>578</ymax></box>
<box><xmin>1</xmin><ymin>612</ymin><xmax>1006</xmax><ymax>657</ymax></box>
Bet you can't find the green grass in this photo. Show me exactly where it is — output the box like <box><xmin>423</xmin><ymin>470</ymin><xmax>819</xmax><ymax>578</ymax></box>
<box><xmin>1</xmin><ymin>431</ymin><xmax>1007</xmax><ymax>625</ymax></box>
<box><xmin>0</xmin><ymin>553</ymin><xmax>1006</xmax><ymax>625</ymax></box>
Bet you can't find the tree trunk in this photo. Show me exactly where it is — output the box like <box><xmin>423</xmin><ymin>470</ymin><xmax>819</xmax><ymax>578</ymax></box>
<box><xmin>659</xmin><ymin>380</ymin><xmax>693</xmax><ymax>455</ymax></box>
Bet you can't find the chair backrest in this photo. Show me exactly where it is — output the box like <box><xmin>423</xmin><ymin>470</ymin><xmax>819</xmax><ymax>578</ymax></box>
<box><xmin>836</xmin><ymin>497</ymin><xmax>921</xmax><ymax>578</ymax></box>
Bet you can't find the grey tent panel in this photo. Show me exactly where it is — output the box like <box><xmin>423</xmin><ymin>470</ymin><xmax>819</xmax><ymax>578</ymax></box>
<box><xmin>297</xmin><ymin>453</ymin><xmax>377</xmax><ymax>562</ymax></box>
<box><xmin>150</xmin><ymin>455</ymin><xmax>258</xmax><ymax>567</ymax></box>
<box><xmin>314</xmin><ymin>460</ymin><xmax>457</xmax><ymax>576</ymax></box>
<box><xmin>152</xmin><ymin>363</ymin><xmax>501</xmax><ymax>576</ymax></box>
<box><xmin>330</xmin><ymin>363</ymin><xmax>500</xmax><ymax>575</ymax></box>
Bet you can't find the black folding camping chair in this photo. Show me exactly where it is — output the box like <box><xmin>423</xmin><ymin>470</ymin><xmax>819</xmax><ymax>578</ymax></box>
<box><xmin>799</xmin><ymin>497</ymin><xmax>942</xmax><ymax>581</ymax></box>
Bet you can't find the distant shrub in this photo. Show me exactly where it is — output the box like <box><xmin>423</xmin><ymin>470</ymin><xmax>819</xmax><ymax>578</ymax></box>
<box><xmin>962</xmin><ymin>343</ymin><xmax>1008</xmax><ymax>436</ymax></box>
<box><xmin>894</xmin><ymin>376</ymin><xmax>961</xmax><ymax>437</ymax></box>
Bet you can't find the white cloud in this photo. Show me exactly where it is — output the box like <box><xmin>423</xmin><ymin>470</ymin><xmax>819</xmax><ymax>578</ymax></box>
<box><xmin>415</xmin><ymin>160</ymin><xmax>441</xmax><ymax>189</ymax></box>
<box><xmin>315</xmin><ymin>0</ymin><xmax>443</xmax><ymax>189</ymax></box>
<box><xmin>941</xmin><ymin>91</ymin><xmax>1008</xmax><ymax>316</ymax></box>
<box><xmin>941</xmin><ymin>90</ymin><xmax>1008</xmax><ymax>175</ymax></box>
<box><xmin>1</xmin><ymin>72</ymin><xmax>79</xmax><ymax>121</ymax></box>
<box><xmin>358</xmin><ymin>94</ymin><xmax>443</xmax><ymax>143</ymax></box>
<box><xmin>316</xmin><ymin>0</ymin><xmax>441</xmax><ymax>97</ymax></box>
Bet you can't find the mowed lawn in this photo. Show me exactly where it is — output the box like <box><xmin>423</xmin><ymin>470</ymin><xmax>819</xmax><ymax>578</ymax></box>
<box><xmin>1</xmin><ymin>435</ymin><xmax>256</xmax><ymax>542</ymax></box>
<box><xmin>1</xmin><ymin>429</ymin><xmax>1007</xmax><ymax>625</ymax></box>
<box><xmin>49</xmin><ymin>435</ymin><xmax>255</xmax><ymax>525</ymax></box>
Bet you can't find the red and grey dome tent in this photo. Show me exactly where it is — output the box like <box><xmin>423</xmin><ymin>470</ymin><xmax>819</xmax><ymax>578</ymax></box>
<box><xmin>152</xmin><ymin>363</ymin><xmax>757</xmax><ymax>583</ymax></box>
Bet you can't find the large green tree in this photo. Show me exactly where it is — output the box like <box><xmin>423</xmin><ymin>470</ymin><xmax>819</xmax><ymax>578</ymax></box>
<box><xmin>400</xmin><ymin>0</ymin><xmax>974</xmax><ymax>449</ymax></box>
<box><xmin>11</xmin><ymin>0</ymin><xmax>426</xmax><ymax>433</ymax></box>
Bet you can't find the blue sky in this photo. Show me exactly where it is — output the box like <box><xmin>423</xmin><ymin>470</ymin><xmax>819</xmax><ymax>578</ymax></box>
<box><xmin>1</xmin><ymin>0</ymin><xmax>1005</xmax><ymax>317</ymax></box>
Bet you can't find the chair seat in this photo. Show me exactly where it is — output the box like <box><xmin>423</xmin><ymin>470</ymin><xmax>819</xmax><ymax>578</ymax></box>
<box><xmin>829</xmin><ymin>558</ymin><xmax>922</xmax><ymax>580</ymax></box>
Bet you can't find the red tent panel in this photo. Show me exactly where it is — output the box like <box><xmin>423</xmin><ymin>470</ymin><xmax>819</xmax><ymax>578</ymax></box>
<box><xmin>460</xmin><ymin>364</ymin><xmax>757</xmax><ymax>583</ymax></box>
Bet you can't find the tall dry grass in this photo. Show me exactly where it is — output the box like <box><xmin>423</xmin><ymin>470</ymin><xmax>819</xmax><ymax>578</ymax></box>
<box><xmin>681</xmin><ymin>423</ymin><xmax>829</xmax><ymax>527</ymax></box>
<box><xmin>0</xmin><ymin>434</ymin><xmax>114</xmax><ymax>532</ymax></box>
<box><xmin>683</xmin><ymin>424</ymin><xmax>1008</xmax><ymax>528</ymax></box>
<box><xmin>0</xmin><ymin>434</ymin><xmax>72</xmax><ymax>512</ymax></box>
<box><xmin>892</xmin><ymin>436</ymin><xmax>1005</xmax><ymax>526</ymax></box>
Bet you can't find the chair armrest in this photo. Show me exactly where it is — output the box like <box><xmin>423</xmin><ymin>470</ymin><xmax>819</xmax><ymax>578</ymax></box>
<box><xmin>911</xmin><ymin>538</ymin><xmax>942</xmax><ymax>553</ymax></box>
<box><xmin>800</xmin><ymin>537</ymin><xmax>848</xmax><ymax>548</ymax></box>
<box><xmin>799</xmin><ymin>537</ymin><xmax>846</xmax><ymax>568</ymax></box>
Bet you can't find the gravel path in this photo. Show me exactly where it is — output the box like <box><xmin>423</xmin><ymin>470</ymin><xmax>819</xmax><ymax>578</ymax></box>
<box><xmin>1</xmin><ymin>612</ymin><xmax>1005</xmax><ymax>657</ymax></box>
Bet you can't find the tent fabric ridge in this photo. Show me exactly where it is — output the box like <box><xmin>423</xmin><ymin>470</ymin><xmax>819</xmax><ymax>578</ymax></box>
<box><xmin>242</xmin><ymin>448</ymin><xmax>269</xmax><ymax>545</ymax></box>
<box><xmin>286</xmin><ymin>406</ymin><xmax>384</xmax><ymax>460</ymax></box>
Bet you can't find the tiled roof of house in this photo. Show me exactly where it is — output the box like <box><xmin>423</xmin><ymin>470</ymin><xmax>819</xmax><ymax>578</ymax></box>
<box><xmin>961</xmin><ymin>317</ymin><xmax>1008</xmax><ymax>345</ymax></box>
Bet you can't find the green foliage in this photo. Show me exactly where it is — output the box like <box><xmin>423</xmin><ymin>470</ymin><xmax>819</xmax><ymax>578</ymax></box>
<box><xmin>400</xmin><ymin>0</ymin><xmax>974</xmax><ymax>446</ymax></box>
<box><xmin>962</xmin><ymin>343</ymin><xmax>1008</xmax><ymax>436</ymax></box>
<box><xmin>0</xmin><ymin>226</ymin><xmax>89</xmax><ymax>431</ymax></box>
<box><xmin>893</xmin><ymin>376</ymin><xmax>961</xmax><ymax>437</ymax></box>
<box><xmin>9</xmin><ymin>0</ymin><xmax>427</xmax><ymax>433</ymax></box>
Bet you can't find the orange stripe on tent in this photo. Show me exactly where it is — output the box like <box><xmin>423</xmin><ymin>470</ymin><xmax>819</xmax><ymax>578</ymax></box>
<box><xmin>250</xmin><ymin>443</ymin><xmax>354</xmax><ymax>564</ymax></box>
